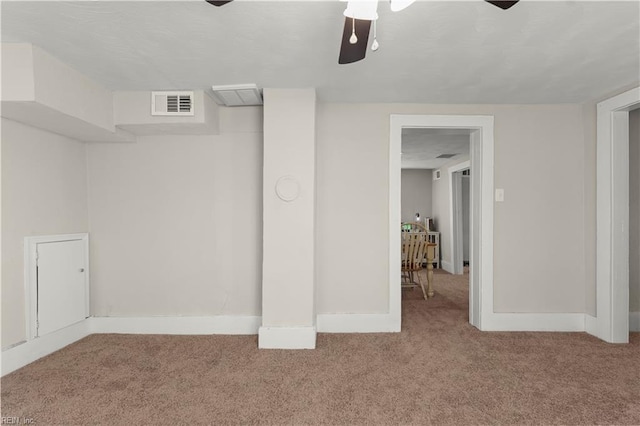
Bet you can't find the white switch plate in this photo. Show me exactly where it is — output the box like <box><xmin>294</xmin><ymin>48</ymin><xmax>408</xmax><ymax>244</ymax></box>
<box><xmin>495</xmin><ymin>188</ymin><xmax>504</xmax><ymax>202</ymax></box>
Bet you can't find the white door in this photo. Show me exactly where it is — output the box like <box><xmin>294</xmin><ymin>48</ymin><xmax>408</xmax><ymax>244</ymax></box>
<box><xmin>37</xmin><ymin>239</ymin><xmax>88</xmax><ymax>337</ymax></box>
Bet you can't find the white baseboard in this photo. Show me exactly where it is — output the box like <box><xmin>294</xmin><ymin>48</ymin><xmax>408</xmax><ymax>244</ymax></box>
<box><xmin>482</xmin><ymin>313</ymin><xmax>586</xmax><ymax>332</ymax></box>
<box><xmin>630</xmin><ymin>312</ymin><xmax>640</xmax><ymax>332</ymax></box>
<box><xmin>585</xmin><ymin>314</ymin><xmax>598</xmax><ymax>335</ymax></box>
<box><xmin>2</xmin><ymin>315</ymin><xmax>261</xmax><ymax>377</ymax></box>
<box><xmin>317</xmin><ymin>313</ymin><xmax>399</xmax><ymax>333</ymax></box>
<box><xmin>88</xmin><ymin>315</ymin><xmax>261</xmax><ymax>335</ymax></box>
<box><xmin>1</xmin><ymin>320</ymin><xmax>90</xmax><ymax>377</ymax></box>
<box><xmin>4</xmin><ymin>311</ymin><xmax>632</xmax><ymax>377</ymax></box>
<box><xmin>258</xmin><ymin>326</ymin><xmax>316</xmax><ymax>349</ymax></box>
<box><xmin>441</xmin><ymin>260</ymin><xmax>454</xmax><ymax>274</ymax></box>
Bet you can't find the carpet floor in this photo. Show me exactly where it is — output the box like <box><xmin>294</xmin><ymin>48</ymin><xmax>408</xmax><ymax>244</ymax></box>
<box><xmin>2</xmin><ymin>269</ymin><xmax>639</xmax><ymax>425</ymax></box>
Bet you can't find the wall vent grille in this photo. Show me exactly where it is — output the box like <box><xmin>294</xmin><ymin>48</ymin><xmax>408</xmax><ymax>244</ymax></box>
<box><xmin>211</xmin><ymin>84</ymin><xmax>263</xmax><ymax>107</ymax></box>
<box><xmin>151</xmin><ymin>91</ymin><xmax>195</xmax><ymax>116</ymax></box>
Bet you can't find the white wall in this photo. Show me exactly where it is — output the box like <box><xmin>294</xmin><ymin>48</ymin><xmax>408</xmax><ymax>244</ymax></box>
<box><xmin>316</xmin><ymin>103</ymin><xmax>587</xmax><ymax>315</ymax></box>
<box><xmin>630</xmin><ymin>108</ymin><xmax>640</xmax><ymax>313</ymax></box>
<box><xmin>86</xmin><ymin>132</ymin><xmax>263</xmax><ymax>318</ymax></box>
<box><xmin>401</xmin><ymin>169</ymin><xmax>432</xmax><ymax>223</ymax></box>
<box><xmin>581</xmin><ymin>100</ymin><xmax>597</xmax><ymax>315</ymax></box>
<box><xmin>32</xmin><ymin>45</ymin><xmax>114</xmax><ymax>132</ymax></box>
<box><xmin>1</xmin><ymin>118</ymin><xmax>89</xmax><ymax>348</ymax></box>
<box><xmin>261</xmin><ymin>89</ymin><xmax>316</xmax><ymax>328</ymax></box>
<box><xmin>1</xmin><ymin>100</ymin><xmax>597</xmax><ymax>343</ymax></box>
<box><xmin>1</xmin><ymin>43</ymin><xmax>35</xmax><ymax>101</ymax></box>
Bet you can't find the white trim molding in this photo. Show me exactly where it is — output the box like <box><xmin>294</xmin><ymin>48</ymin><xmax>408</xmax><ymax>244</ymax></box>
<box><xmin>585</xmin><ymin>314</ymin><xmax>598</xmax><ymax>336</ymax></box>
<box><xmin>4</xmin><ymin>311</ymin><xmax>623</xmax><ymax>376</ymax></box>
<box><xmin>258</xmin><ymin>326</ymin><xmax>317</xmax><ymax>349</ymax></box>
<box><xmin>482</xmin><ymin>313</ymin><xmax>587</xmax><ymax>332</ymax></box>
<box><xmin>317</xmin><ymin>313</ymin><xmax>397</xmax><ymax>333</ymax></box>
<box><xmin>2</xmin><ymin>315</ymin><xmax>262</xmax><ymax>377</ymax></box>
<box><xmin>595</xmin><ymin>86</ymin><xmax>640</xmax><ymax>343</ymax></box>
<box><xmin>2</xmin><ymin>320</ymin><xmax>90</xmax><ymax>377</ymax></box>
<box><xmin>88</xmin><ymin>315</ymin><xmax>261</xmax><ymax>335</ymax></box>
<box><xmin>449</xmin><ymin>160</ymin><xmax>471</xmax><ymax>276</ymax></box>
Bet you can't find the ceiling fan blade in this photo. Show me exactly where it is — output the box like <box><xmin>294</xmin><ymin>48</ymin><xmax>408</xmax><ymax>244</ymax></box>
<box><xmin>338</xmin><ymin>17</ymin><xmax>372</xmax><ymax>65</ymax></box>
<box><xmin>485</xmin><ymin>1</ymin><xmax>519</xmax><ymax>10</ymax></box>
<box><xmin>206</xmin><ymin>0</ymin><xmax>233</xmax><ymax>6</ymax></box>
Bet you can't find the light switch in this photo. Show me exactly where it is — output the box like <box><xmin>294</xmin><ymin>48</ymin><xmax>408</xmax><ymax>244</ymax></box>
<box><xmin>495</xmin><ymin>188</ymin><xmax>504</xmax><ymax>202</ymax></box>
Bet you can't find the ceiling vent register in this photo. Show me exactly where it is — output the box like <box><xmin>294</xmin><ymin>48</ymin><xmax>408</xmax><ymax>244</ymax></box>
<box><xmin>151</xmin><ymin>91</ymin><xmax>194</xmax><ymax>116</ymax></box>
<box><xmin>211</xmin><ymin>84</ymin><xmax>263</xmax><ymax>107</ymax></box>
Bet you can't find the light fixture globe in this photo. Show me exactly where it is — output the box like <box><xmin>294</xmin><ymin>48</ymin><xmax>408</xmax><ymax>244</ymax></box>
<box><xmin>343</xmin><ymin>0</ymin><xmax>379</xmax><ymax>21</ymax></box>
<box><xmin>390</xmin><ymin>0</ymin><xmax>416</xmax><ymax>12</ymax></box>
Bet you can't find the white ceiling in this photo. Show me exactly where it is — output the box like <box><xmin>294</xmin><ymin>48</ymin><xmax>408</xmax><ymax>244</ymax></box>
<box><xmin>402</xmin><ymin>128</ymin><xmax>471</xmax><ymax>169</ymax></box>
<box><xmin>1</xmin><ymin>1</ymin><xmax>638</xmax><ymax>104</ymax></box>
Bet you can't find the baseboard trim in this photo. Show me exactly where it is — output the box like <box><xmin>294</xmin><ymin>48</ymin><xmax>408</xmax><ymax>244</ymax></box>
<box><xmin>482</xmin><ymin>313</ymin><xmax>586</xmax><ymax>332</ymax></box>
<box><xmin>4</xmin><ymin>311</ymin><xmax>630</xmax><ymax>376</ymax></box>
<box><xmin>630</xmin><ymin>312</ymin><xmax>640</xmax><ymax>332</ymax></box>
<box><xmin>585</xmin><ymin>314</ymin><xmax>598</xmax><ymax>336</ymax></box>
<box><xmin>258</xmin><ymin>326</ymin><xmax>317</xmax><ymax>349</ymax></box>
<box><xmin>87</xmin><ymin>315</ymin><xmax>261</xmax><ymax>335</ymax></box>
<box><xmin>2</xmin><ymin>315</ymin><xmax>261</xmax><ymax>377</ymax></box>
<box><xmin>317</xmin><ymin>313</ymin><xmax>399</xmax><ymax>333</ymax></box>
<box><xmin>441</xmin><ymin>260</ymin><xmax>454</xmax><ymax>274</ymax></box>
<box><xmin>1</xmin><ymin>320</ymin><xmax>90</xmax><ymax>377</ymax></box>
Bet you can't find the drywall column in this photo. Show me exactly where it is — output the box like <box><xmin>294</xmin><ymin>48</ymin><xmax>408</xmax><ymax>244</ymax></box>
<box><xmin>259</xmin><ymin>89</ymin><xmax>316</xmax><ymax>349</ymax></box>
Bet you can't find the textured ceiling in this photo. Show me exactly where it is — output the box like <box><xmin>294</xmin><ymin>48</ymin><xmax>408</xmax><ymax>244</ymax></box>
<box><xmin>1</xmin><ymin>1</ymin><xmax>639</xmax><ymax>104</ymax></box>
<box><xmin>402</xmin><ymin>128</ymin><xmax>471</xmax><ymax>169</ymax></box>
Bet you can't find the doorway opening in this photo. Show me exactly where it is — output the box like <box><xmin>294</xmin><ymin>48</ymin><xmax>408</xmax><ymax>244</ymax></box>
<box><xmin>399</xmin><ymin>128</ymin><xmax>471</xmax><ymax>321</ymax></box>
<box><xmin>389</xmin><ymin>115</ymin><xmax>494</xmax><ymax>331</ymax></box>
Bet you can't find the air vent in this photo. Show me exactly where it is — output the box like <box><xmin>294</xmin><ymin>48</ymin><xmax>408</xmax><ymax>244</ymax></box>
<box><xmin>211</xmin><ymin>84</ymin><xmax>263</xmax><ymax>107</ymax></box>
<box><xmin>151</xmin><ymin>91</ymin><xmax>194</xmax><ymax>116</ymax></box>
<box><xmin>436</xmin><ymin>153</ymin><xmax>457</xmax><ymax>159</ymax></box>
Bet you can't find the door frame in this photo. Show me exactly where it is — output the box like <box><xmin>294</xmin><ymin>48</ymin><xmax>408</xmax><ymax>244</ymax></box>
<box><xmin>390</xmin><ymin>115</ymin><xmax>494</xmax><ymax>330</ymax></box>
<box><xmin>591</xmin><ymin>87</ymin><xmax>640</xmax><ymax>343</ymax></box>
<box><xmin>24</xmin><ymin>233</ymin><xmax>90</xmax><ymax>340</ymax></box>
<box><xmin>449</xmin><ymin>160</ymin><xmax>471</xmax><ymax>275</ymax></box>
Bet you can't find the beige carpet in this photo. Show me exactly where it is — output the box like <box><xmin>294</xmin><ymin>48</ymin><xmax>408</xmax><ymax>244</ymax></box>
<box><xmin>2</xmin><ymin>269</ymin><xmax>639</xmax><ymax>425</ymax></box>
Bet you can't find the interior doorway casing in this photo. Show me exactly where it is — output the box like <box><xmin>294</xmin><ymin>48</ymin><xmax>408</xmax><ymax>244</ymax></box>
<box><xmin>450</xmin><ymin>160</ymin><xmax>471</xmax><ymax>276</ymax></box>
<box><xmin>591</xmin><ymin>87</ymin><xmax>640</xmax><ymax>343</ymax></box>
<box><xmin>390</xmin><ymin>115</ymin><xmax>494</xmax><ymax>330</ymax></box>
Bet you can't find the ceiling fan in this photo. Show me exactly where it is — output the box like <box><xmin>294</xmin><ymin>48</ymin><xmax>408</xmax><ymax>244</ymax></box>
<box><xmin>338</xmin><ymin>0</ymin><xmax>520</xmax><ymax>64</ymax></box>
<box><xmin>205</xmin><ymin>0</ymin><xmax>520</xmax><ymax>64</ymax></box>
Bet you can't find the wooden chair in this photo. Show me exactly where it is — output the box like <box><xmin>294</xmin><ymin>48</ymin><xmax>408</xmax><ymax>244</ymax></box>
<box><xmin>401</xmin><ymin>222</ymin><xmax>429</xmax><ymax>299</ymax></box>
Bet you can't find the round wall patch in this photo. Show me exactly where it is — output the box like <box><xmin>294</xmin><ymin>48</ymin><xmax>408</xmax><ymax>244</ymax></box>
<box><xmin>275</xmin><ymin>176</ymin><xmax>300</xmax><ymax>202</ymax></box>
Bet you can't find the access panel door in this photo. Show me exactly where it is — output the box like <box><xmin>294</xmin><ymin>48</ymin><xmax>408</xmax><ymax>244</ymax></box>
<box><xmin>37</xmin><ymin>239</ymin><xmax>88</xmax><ymax>337</ymax></box>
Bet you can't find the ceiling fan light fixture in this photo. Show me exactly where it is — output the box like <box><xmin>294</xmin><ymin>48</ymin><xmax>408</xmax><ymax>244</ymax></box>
<box><xmin>390</xmin><ymin>0</ymin><xmax>416</xmax><ymax>12</ymax></box>
<box><xmin>343</xmin><ymin>0</ymin><xmax>379</xmax><ymax>21</ymax></box>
